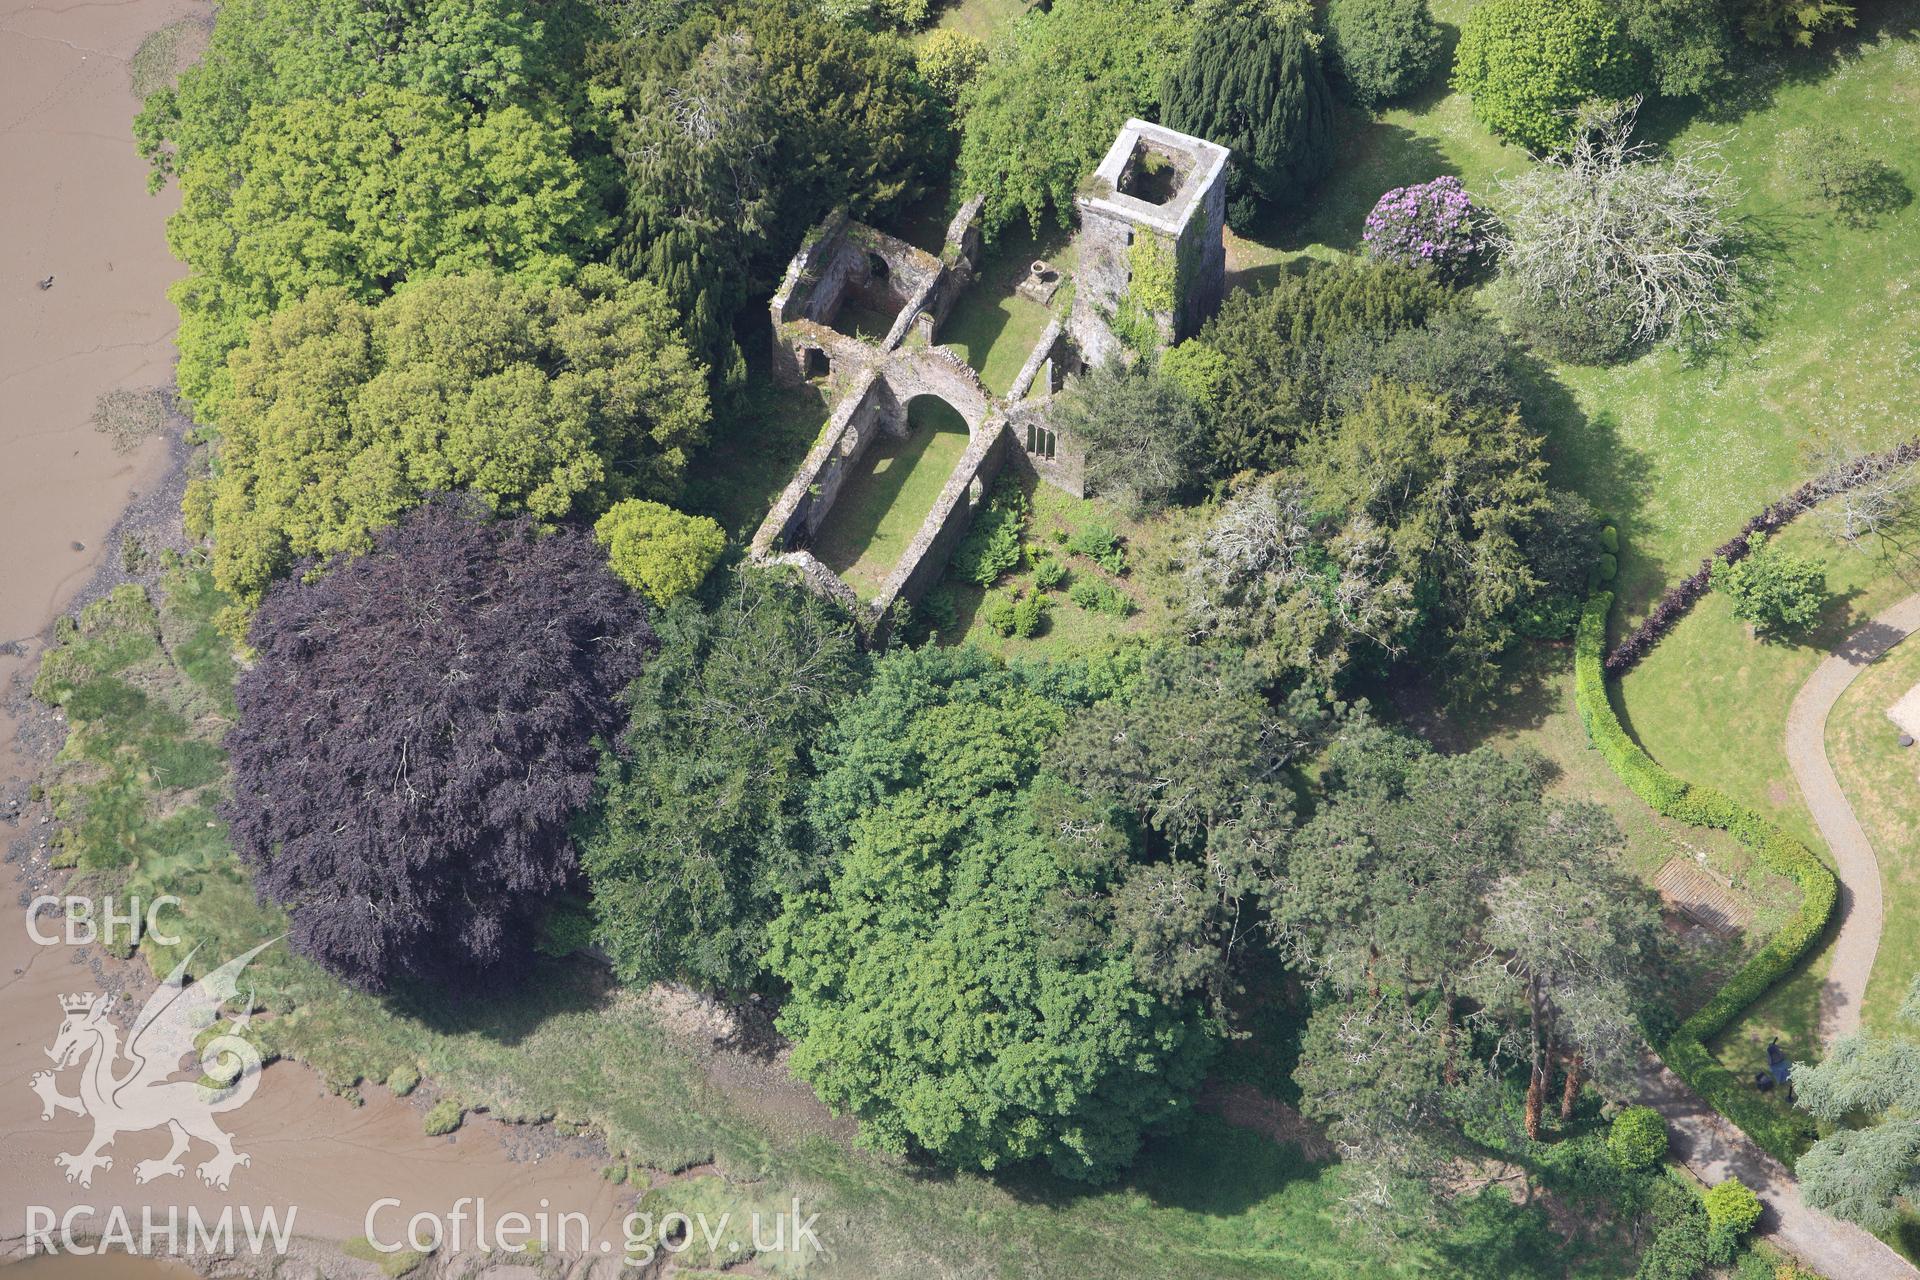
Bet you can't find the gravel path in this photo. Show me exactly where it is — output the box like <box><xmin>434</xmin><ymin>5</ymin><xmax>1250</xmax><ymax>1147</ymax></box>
<box><xmin>1633</xmin><ymin>593</ymin><xmax>1920</xmax><ymax>1280</ymax></box>
<box><xmin>1637</xmin><ymin>1054</ymin><xmax>1918</xmax><ymax>1278</ymax></box>
<box><xmin>1783</xmin><ymin>593</ymin><xmax>1920</xmax><ymax>1045</ymax></box>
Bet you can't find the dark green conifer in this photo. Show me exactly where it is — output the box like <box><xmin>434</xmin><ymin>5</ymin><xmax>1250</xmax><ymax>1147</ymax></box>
<box><xmin>1161</xmin><ymin>6</ymin><xmax>1334</xmax><ymax>219</ymax></box>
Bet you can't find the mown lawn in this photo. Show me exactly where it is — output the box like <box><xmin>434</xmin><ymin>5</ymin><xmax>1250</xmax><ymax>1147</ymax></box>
<box><xmin>937</xmin><ymin>222</ymin><xmax>1075</xmax><ymax>396</ymax></box>
<box><xmin>812</xmin><ymin>398</ymin><xmax>973</xmax><ymax>599</ymax></box>
<box><xmin>65</xmin><ymin>0</ymin><xmax>1911</xmax><ymax>1271</ymax></box>
<box><xmin>1618</xmin><ymin>522</ymin><xmax>1920</xmax><ymax>1092</ymax></box>
<box><xmin>1465</xmin><ymin>5</ymin><xmax>1918</xmax><ymax>1104</ymax></box>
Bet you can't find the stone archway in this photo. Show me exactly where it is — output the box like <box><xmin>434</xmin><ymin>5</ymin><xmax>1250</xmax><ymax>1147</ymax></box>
<box><xmin>873</xmin><ymin>346</ymin><xmax>996</xmax><ymax>437</ymax></box>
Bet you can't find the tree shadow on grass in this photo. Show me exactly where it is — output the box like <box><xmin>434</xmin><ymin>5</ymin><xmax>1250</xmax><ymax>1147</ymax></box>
<box><xmin>987</xmin><ymin>1112</ymin><xmax>1323</xmax><ymax>1218</ymax></box>
<box><xmin>1628</xmin><ymin>0</ymin><xmax>1920</xmax><ymax>144</ymax></box>
<box><xmin>1240</xmin><ymin>114</ymin><xmax>1455</xmax><ymax>258</ymax></box>
<box><xmin>1387</xmin><ymin>636</ymin><xmax>1577</xmax><ymax>745</ymax></box>
<box><xmin>385</xmin><ymin>954</ymin><xmax>616</xmax><ymax>1049</ymax></box>
<box><xmin>1432</xmin><ymin>1189</ymin><xmax>1614</xmax><ymax>1280</ymax></box>
<box><xmin>682</xmin><ymin>372</ymin><xmax>830</xmax><ymax>541</ymax></box>
<box><xmin>1893</xmin><ymin>1213</ymin><xmax>1920</xmax><ymax>1264</ymax></box>
<box><xmin>1508</xmin><ymin>346</ymin><xmax>1660</xmax><ymax>613</ymax></box>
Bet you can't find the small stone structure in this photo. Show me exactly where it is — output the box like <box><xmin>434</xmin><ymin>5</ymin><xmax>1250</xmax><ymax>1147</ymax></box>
<box><xmin>751</xmin><ymin>119</ymin><xmax>1230</xmax><ymax>633</ymax></box>
<box><xmin>1016</xmin><ymin>259</ymin><xmax>1063</xmax><ymax>306</ymax></box>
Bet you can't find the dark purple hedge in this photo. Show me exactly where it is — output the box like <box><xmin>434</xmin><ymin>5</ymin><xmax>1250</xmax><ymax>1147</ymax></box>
<box><xmin>1604</xmin><ymin>439</ymin><xmax>1920</xmax><ymax>678</ymax></box>
<box><xmin>224</xmin><ymin>498</ymin><xmax>653</xmax><ymax>990</ymax></box>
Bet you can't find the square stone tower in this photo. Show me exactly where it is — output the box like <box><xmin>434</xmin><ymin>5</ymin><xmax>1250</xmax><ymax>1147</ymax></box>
<box><xmin>1068</xmin><ymin>119</ymin><xmax>1230</xmax><ymax>367</ymax></box>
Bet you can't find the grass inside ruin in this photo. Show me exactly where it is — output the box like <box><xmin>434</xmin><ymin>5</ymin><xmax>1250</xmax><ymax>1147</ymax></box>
<box><xmin>938</xmin><ymin>224</ymin><xmax>1074</xmax><ymax>397</ymax></box>
<box><xmin>809</xmin><ymin>397</ymin><xmax>971</xmax><ymax>599</ymax></box>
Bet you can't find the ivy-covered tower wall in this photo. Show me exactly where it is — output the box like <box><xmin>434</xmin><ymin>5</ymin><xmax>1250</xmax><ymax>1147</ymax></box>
<box><xmin>1068</xmin><ymin>119</ymin><xmax>1229</xmax><ymax>367</ymax></box>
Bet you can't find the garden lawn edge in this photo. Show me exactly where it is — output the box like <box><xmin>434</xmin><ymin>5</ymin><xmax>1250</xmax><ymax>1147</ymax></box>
<box><xmin>1575</xmin><ymin>592</ymin><xmax>1833</xmax><ymax>1161</ymax></box>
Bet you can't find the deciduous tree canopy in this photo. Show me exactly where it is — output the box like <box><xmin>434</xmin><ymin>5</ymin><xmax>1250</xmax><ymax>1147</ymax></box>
<box><xmin>1054</xmin><ymin>644</ymin><xmax>1322</xmax><ymax>1003</ymax></box>
<box><xmin>1494</xmin><ymin>100</ymin><xmax>1742</xmax><ymax>360</ymax></box>
<box><xmin>1182</xmin><ymin>380</ymin><xmax>1553</xmax><ymax>698</ymax></box>
<box><xmin>168</xmin><ymin>87</ymin><xmax>609</xmax><ymax>414</ymax></box>
<box><xmin>1326</xmin><ymin>0</ymin><xmax>1446</xmax><ymax>109</ymax></box>
<box><xmin>133</xmin><ymin>0</ymin><xmax>600</xmax><ymax>187</ymax></box>
<box><xmin>770</xmin><ymin>646</ymin><xmax>1214</xmax><ymax>1182</ymax></box>
<box><xmin>192</xmin><ymin>269</ymin><xmax>708</xmax><ymax>606</ymax></box>
<box><xmin>594</xmin><ymin>0</ymin><xmax>946</xmax><ymax>381</ymax></box>
<box><xmin>225</xmin><ymin>498</ymin><xmax>653</xmax><ymax>990</ymax></box>
<box><xmin>957</xmin><ymin>0</ymin><xmax>1192</xmax><ymax>234</ymax></box>
<box><xmin>580</xmin><ymin>568</ymin><xmax>864</xmax><ymax>990</ymax></box>
<box><xmin>1451</xmin><ymin>0</ymin><xmax>1639</xmax><ymax>153</ymax></box>
<box><xmin>594</xmin><ymin>500</ymin><xmax>727</xmax><ymax>604</ymax></box>
<box><xmin>1282</xmin><ymin>723</ymin><xmax>1654</xmax><ymax>1215</ymax></box>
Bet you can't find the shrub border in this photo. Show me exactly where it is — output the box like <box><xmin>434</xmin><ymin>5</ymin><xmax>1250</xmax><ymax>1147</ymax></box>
<box><xmin>1575</xmin><ymin>591</ymin><xmax>1832</xmax><ymax>1160</ymax></box>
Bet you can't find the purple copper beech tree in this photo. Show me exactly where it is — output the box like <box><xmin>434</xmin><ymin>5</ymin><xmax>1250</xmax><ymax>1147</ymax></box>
<box><xmin>223</xmin><ymin>497</ymin><xmax>654</xmax><ymax>991</ymax></box>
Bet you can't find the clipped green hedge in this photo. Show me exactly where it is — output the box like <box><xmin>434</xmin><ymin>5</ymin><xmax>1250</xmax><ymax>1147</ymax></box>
<box><xmin>1574</xmin><ymin>592</ymin><xmax>1829</xmax><ymax>1161</ymax></box>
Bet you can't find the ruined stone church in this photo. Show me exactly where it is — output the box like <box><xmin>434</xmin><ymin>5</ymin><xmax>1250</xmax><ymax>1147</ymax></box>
<box><xmin>750</xmin><ymin>119</ymin><xmax>1229</xmax><ymax>627</ymax></box>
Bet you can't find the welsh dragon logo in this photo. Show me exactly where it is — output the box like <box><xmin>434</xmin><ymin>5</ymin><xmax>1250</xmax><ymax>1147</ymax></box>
<box><xmin>29</xmin><ymin>939</ymin><xmax>277</xmax><ymax>1190</ymax></box>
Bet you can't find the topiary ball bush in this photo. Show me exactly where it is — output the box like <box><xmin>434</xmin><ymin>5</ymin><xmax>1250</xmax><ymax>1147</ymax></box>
<box><xmin>1609</xmin><ymin>1105</ymin><xmax>1668</xmax><ymax>1170</ymax></box>
<box><xmin>1451</xmin><ymin>0</ymin><xmax>1640</xmax><ymax>153</ymax></box>
<box><xmin>1600</xmin><ymin>524</ymin><xmax>1619</xmax><ymax>554</ymax></box>
<box><xmin>1327</xmin><ymin>0</ymin><xmax>1445</xmax><ymax>109</ymax></box>
<box><xmin>1703</xmin><ymin>1177</ymin><xmax>1763</xmax><ymax>1235</ymax></box>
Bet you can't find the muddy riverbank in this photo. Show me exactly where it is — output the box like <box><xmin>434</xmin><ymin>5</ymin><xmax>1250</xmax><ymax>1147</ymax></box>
<box><xmin>0</xmin><ymin>0</ymin><xmax>634</xmax><ymax>1270</ymax></box>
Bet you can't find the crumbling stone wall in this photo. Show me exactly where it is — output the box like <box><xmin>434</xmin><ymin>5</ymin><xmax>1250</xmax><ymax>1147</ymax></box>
<box><xmin>752</xmin><ymin>371</ymin><xmax>894</xmax><ymax>555</ymax></box>
<box><xmin>755</xmin><ymin>125</ymin><xmax>1229</xmax><ymax>621</ymax></box>
<box><xmin>875</xmin><ymin>420</ymin><xmax>1010</xmax><ymax>614</ymax></box>
<box><xmin>1005</xmin><ymin>318</ymin><xmax>1087</xmax><ymax>497</ymax></box>
<box><xmin>770</xmin><ymin>202</ymin><xmax>984</xmax><ymax>387</ymax></box>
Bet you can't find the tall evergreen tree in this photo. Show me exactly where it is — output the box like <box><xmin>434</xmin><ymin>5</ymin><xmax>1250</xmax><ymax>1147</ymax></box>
<box><xmin>1161</xmin><ymin>4</ymin><xmax>1334</xmax><ymax>221</ymax></box>
<box><xmin>1792</xmin><ymin>975</ymin><xmax>1920</xmax><ymax>1232</ymax></box>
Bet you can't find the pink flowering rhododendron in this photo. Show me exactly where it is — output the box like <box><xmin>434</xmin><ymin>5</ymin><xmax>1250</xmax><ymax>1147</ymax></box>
<box><xmin>1362</xmin><ymin>176</ymin><xmax>1487</xmax><ymax>280</ymax></box>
